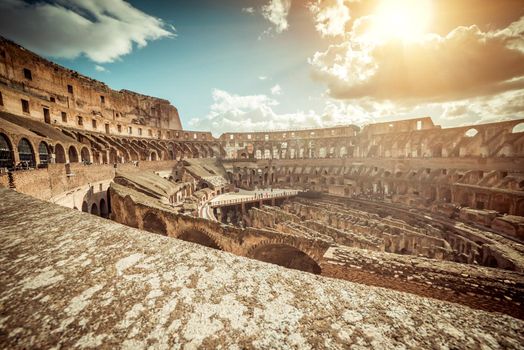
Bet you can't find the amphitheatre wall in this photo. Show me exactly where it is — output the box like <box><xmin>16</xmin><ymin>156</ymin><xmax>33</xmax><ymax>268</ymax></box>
<box><xmin>223</xmin><ymin>156</ymin><xmax>524</xmax><ymax>238</ymax></box>
<box><xmin>0</xmin><ymin>36</ymin><xmax>196</xmax><ymax>138</ymax></box>
<box><xmin>219</xmin><ymin>117</ymin><xmax>524</xmax><ymax>159</ymax></box>
<box><xmin>0</xmin><ymin>38</ymin><xmax>523</xmax><ymax>322</ymax></box>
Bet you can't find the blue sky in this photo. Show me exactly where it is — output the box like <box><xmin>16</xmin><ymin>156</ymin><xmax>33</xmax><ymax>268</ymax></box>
<box><xmin>0</xmin><ymin>0</ymin><xmax>523</xmax><ymax>134</ymax></box>
<box><xmin>60</xmin><ymin>1</ymin><xmax>325</xmax><ymax>122</ymax></box>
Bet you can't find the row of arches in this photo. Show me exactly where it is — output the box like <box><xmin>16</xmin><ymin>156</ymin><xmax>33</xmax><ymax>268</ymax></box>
<box><xmin>227</xmin><ymin>162</ymin><xmax>523</xmax><ymax>216</ymax></box>
<box><xmin>245</xmin><ymin>144</ymin><xmax>351</xmax><ymax>160</ymax></box>
<box><xmin>358</xmin><ymin>123</ymin><xmax>524</xmax><ymax>158</ymax></box>
<box><xmin>173</xmin><ymin>228</ymin><xmax>322</xmax><ymax>274</ymax></box>
<box><xmin>1</xmin><ymin>135</ymin><xmax>223</xmax><ymax>171</ymax></box>
<box><xmin>0</xmin><ymin>132</ymin><xmax>92</xmax><ymax>169</ymax></box>
<box><xmin>0</xmin><ymin>130</ymin><xmax>226</xmax><ymax>170</ymax></box>
<box><xmin>82</xmin><ymin>198</ymin><xmax>109</xmax><ymax>218</ymax></box>
<box><xmin>65</xmin><ymin>129</ymin><xmax>224</xmax><ymax>165</ymax></box>
<box><xmin>136</xmin><ymin>208</ymin><xmax>322</xmax><ymax>275</ymax></box>
<box><xmin>228</xmin><ymin>122</ymin><xmax>524</xmax><ymax>160</ymax></box>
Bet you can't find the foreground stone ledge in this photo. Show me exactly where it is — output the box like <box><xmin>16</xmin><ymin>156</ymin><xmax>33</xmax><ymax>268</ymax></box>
<box><xmin>0</xmin><ymin>189</ymin><xmax>523</xmax><ymax>349</ymax></box>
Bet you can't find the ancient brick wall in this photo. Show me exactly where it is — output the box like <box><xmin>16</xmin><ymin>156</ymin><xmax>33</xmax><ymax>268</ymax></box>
<box><xmin>220</xmin><ymin>118</ymin><xmax>524</xmax><ymax>159</ymax></box>
<box><xmin>0</xmin><ymin>36</ymin><xmax>184</xmax><ymax>136</ymax></box>
<box><xmin>11</xmin><ymin>168</ymin><xmax>52</xmax><ymax>200</ymax></box>
<box><xmin>9</xmin><ymin>161</ymin><xmax>178</xmax><ymax>201</ymax></box>
<box><xmin>319</xmin><ymin>251</ymin><xmax>524</xmax><ymax>319</ymax></box>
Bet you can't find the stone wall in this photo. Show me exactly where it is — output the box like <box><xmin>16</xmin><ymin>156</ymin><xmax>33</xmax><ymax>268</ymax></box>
<box><xmin>0</xmin><ymin>36</ymin><xmax>182</xmax><ymax>132</ymax></box>
<box><xmin>108</xmin><ymin>176</ymin><xmax>524</xmax><ymax>319</ymax></box>
<box><xmin>220</xmin><ymin>118</ymin><xmax>524</xmax><ymax>159</ymax></box>
<box><xmin>2</xmin><ymin>188</ymin><xmax>523</xmax><ymax>348</ymax></box>
<box><xmin>10</xmin><ymin>160</ymin><xmax>178</xmax><ymax>202</ymax></box>
<box><xmin>321</xmin><ymin>246</ymin><xmax>524</xmax><ymax>319</ymax></box>
<box><xmin>225</xmin><ymin>157</ymin><xmax>524</xmax><ymax>219</ymax></box>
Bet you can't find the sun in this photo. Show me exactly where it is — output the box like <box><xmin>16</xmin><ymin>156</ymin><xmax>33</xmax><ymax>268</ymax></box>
<box><xmin>371</xmin><ymin>0</ymin><xmax>432</xmax><ymax>42</ymax></box>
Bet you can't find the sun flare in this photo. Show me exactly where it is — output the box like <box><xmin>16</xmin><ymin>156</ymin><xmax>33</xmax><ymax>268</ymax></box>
<box><xmin>371</xmin><ymin>0</ymin><xmax>432</xmax><ymax>42</ymax></box>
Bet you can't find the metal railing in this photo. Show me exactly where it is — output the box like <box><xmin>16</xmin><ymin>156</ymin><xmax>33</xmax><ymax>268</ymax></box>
<box><xmin>209</xmin><ymin>190</ymin><xmax>300</xmax><ymax>207</ymax></box>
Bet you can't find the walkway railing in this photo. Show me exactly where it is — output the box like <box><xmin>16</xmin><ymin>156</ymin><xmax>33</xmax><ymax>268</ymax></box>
<box><xmin>209</xmin><ymin>190</ymin><xmax>300</xmax><ymax>207</ymax></box>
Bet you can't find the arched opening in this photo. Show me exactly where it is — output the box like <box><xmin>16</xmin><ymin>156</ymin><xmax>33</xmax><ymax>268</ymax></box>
<box><xmin>68</xmin><ymin>146</ymin><xmax>79</xmax><ymax>163</ymax></box>
<box><xmin>38</xmin><ymin>142</ymin><xmax>50</xmax><ymax>166</ymax></box>
<box><xmin>441</xmin><ymin>188</ymin><xmax>452</xmax><ymax>203</ymax></box>
<box><xmin>17</xmin><ymin>138</ymin><xmax>35</xmax><ymax>167</ymax></box>
<box><xmin>131</xmin><ymin>150</ymin><xmax>140</xmax><ymax>161</ymax></box>
<box><xmin>55</xmin><ymin>144</ymin><xmax>66</xmax><ymax>163</ymax></box>
<box><xmin>0</xmin><ymin>133</ymin><xmax>14</xmax><ymax>169</ymax></box>
<box><xmin>90</xmin><ymin>203</ymin><xmax>99</xmax><ymax>215</ymax></box>
<box><xmin>101</xmin><ymin>151</ymin><xmax>109</xmax><ymax>164</ymax></box>
<box><xmin>120</xmin><ymin>150</ymin><xmax>129</xmax><ymax>163</ymax></box>
<box><xmin>208</xmin><ymin>146</ymin><xmax>215</xmax><ymax>158</ymax></box>
<box><xmin>249</xmin><ymin>244</ymin><xmax>321</xmax><ymax>274</ymax></box>
<box><xmin>192</xmin><ymin>148</ymin><xmax>199</xmax><ymax>159</ymax></box>
<box><xmin>491</xmin><ymin>194</ymin><xmax>510</xmax><ymax>214</ymax></box>
<box><xmin>517</xmin><ymin>200</ymin><xmax>524</xmax><ymax>216</ymax></box>
<box><xmin>81</xmin><ymin>147</ymin><xmax>91</xmax><ymax>163</ymax></box>
<box><xmin>142</xmin><ymin>211</ymin><xmax>167</xmax><ymax>235</ymax></box>
<box><xmin>425</xmin><ymin>186</ymin><xmax>437</xmax><ymax>202</ymax></box>
<box><xmin>81</xmin><ymin>201</ymin><xmax>88</xmax><ymax>212</ymax></box>
<box><xmin>459</xmin><ymin>192</ymin><xmax>471</xmax><ymax>207</ymax></box>
<box><xmin>483</xmin><ymin>254</ymin><xmax>499</xmax><ymax>268</ymax></box>
<box><xmin>177</xmin><ymin>229</ymin><xmax>221</xmax><ymax>250</ymax></box>
<box><xmin>106</xmin><ymin>188</ymin><xmax>111</xmax><ymax>215</ymax></box>
<box><xmin>150</xmin><ymin>151</ymin><xmax>157</xmax><ymax>161</ymax></box>
<box><xmin>432</xmin><ymin>144</ymin><xmax>442</xmax><ymax>157</ymax></box>
<box><xmin>109</xmin><ymin>149</ymin><xmax>118</xmax><ymax>164</ymax></box>
<box><xmin>99</xmin><ymin>198</ymin><xmax>108</xmax><ymax>218</ymax></box>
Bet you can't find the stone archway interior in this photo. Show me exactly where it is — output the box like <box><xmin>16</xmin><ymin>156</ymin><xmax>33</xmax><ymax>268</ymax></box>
<box><xmin>250</xmin><ymin>244</ymin><xmax>321</xmax><ymax>274</ymax></box>
<box><xmin>142</xmin><ymin>211</ymin><xmax>167</xmax><ymax>235</ymax></box>
<box><xmin>178</xmin><ymin>229</ymin><xmax>221</xmax><ymax>250</ymax></box>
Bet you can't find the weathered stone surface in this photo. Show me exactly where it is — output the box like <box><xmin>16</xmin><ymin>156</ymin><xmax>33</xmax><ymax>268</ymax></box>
<box><xmin>1</xmin><ymin>188</ymin><xmax>524</xmax><ymax>349</ymax></box>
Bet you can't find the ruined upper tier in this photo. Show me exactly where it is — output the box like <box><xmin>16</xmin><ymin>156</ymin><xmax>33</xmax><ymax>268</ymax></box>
<box><xmin>0</xmin><ymin>36</ymin><xmax>182</xmax><ymax>136</ymax></box>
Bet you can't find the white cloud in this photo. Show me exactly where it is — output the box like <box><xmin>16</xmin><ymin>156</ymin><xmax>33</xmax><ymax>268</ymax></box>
<box><xmin>304</xmin><ymin>2</ymin><xmax>524</xmax><ymax>128</ymax></box>
<box><xmin>242</xmin><ymin>7</ymin><xmax>255</xmax><ymax>14</ymax></box>
<box><xmin>188</xmin><ymin>87</ymin><xmax>523</xmax><ymax>136</ymax></box>
<box><xmin>258</xmin><ymin>76</ymin><xmax>268</xmax><ymax>81</ymax></box>
<box><xmin>310</xmin><ymin>15</ymin><xmax>524</xmax><ymax>101</ymax></box>
<box><xmin>309</xmin><ymin>0</ymin><xmax>351</xmax><ymax>37</ymax></box>
<box><xmin>188</xmin><ymin>89</ymin><xmax>393</xmax><ymax>136</ymax></box>
<box><xmin>319</xmin><ymin>90</ymin><xmax>524</xmax><ymax>130</ymax></box>
<box><xmin>0</xmin><ymin>0</ymin><xmax>175</xmax><ymax>63</ymax></box>
<box><xmin>261</xmin><ymin>0</ymin><xmax>292</xmax><ymax>34</ymax></box>
<box><xmin>438</xmin><ymin>90</ymin><xmax>524</xmax><ymax>126</ymax></box>
<box><xmin>94</xmin><ymin>65</ymin><xmax>107</xmax><ymax>72</ymax></box>
<box><xmin>270</xmin><ymin>84</ymin><xmax>282</xmax><ymax>95</ymax></box>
